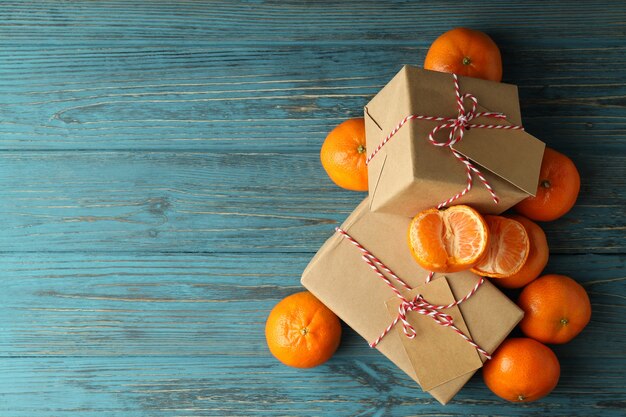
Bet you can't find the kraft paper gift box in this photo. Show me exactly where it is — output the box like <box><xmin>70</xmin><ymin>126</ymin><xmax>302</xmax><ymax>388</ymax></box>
<box><xmin>301</xmin><ymin>198</ymin><xmax>523</xmax><ymax>405</ymax></box>
<box><xmin>364</xmin><ymin>65</ymin><xmax>545</xmax><ymax>217</ymax></box>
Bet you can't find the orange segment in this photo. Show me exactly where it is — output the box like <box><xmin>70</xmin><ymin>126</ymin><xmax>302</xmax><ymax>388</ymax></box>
<box><xmin>471</xmin><ymin>215</ymin><xmax>530</xmax><ymax>278</ymax></box>
<box><xmin>408</xmin><ymin>205</ymin><xmax>489</xmax><ymax>273</ymax></box>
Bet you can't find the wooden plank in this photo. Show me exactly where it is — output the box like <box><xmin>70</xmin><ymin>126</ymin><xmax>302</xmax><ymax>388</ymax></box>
<box><xmin>0</xmin><ymin>44</ymin><xmax>624</xmax><ymax>152</ymax></box>
<box><xmin>0</xmin><ymin>1</ymin><xmax>624</xmax><ymax>46</ymax></box>
<box><xmin>0</xmin><ymin>3</ymin><xmax>622</xmax><ymax>152</ymax></box>
<box><xmin>0</xmin><ymin>353</ymin><xmax>623</xmax><ymax>417</ymax></box>
<box><xmin>0</xmin><ymin>252</ymin><xmax>623</xmax><ymax>416</ymax></box>
<box><xmin>0</xmin><ymin>151</ymin><xmax>622</xmax><ymax>254</ymax></box>
<box><xmin>1</xmin><ymin>252</ymin><xmax>622</xmax><ymax>356</ymax></box>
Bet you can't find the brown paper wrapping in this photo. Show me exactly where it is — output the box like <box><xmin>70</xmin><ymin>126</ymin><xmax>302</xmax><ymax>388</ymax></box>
<box><xmin>384</xmin><ymin>279</ymin><xmax>483</xmax><ymax>392</ymax></box>
<box><xmin>365</xmin><ymin>65</ymin><xmax>545</xmax><ymax>217</ymax></box>
<box><xmin>301</xmin><ymin>198</ymin><xmax>523</xmax><ymax>404</ymax></box>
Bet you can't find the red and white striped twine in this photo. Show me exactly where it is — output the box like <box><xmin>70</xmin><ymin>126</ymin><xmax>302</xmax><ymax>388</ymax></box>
<box><xmin>365</xmin><ymin>73</ymin><xmax>524</xmax><ymax>209</ymax></box>
<box><xmin>335</xmin><ymin>227</ymin><xmax>491</xmax><ymax>360</ymax></box>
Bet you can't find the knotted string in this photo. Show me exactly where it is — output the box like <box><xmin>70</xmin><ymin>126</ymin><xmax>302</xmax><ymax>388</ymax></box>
<box><xmin>335</xmin><ymin>227</ymin><xmax>491</xmax><ymax>360</ymax></box>
<box><xmin>365</xmin><ymin>73</ymin><xmax>524</xmax><ymax>209</ymax></box>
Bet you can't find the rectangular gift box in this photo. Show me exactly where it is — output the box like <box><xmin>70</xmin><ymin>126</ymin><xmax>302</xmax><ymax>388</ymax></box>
<box><xmin>364</xmin><ymin>65</ymin><xmax>545</xmax><ymax>217</ymax></box>
<box><xmin>301</xmin><ymin>198</ymin><xmax>523</xmax><ymax>404</ymax></box>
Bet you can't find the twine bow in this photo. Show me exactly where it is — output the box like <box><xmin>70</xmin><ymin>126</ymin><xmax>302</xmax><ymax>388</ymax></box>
<box><xmin>365</xmin><ymin>73</ymin><xmax>524</xmax><ymax>209</ymax></box>
<box><xmin>396</xmin><ymin>295</ymin><xmax>455</xmax><ymax>340</ymax></box>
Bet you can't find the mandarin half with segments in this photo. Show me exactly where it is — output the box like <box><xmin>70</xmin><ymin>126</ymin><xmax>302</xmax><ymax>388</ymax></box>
<box><xmin>471</xmin><ymin>215</ymin><xmax>530</xmax><ymax>279</ymax></box>
<box><xmin>408</xmin><ymin>205</ymin><xmax>488</xmax><ymax>273</ymax></box>
<box><xmin>496</xmin><ymin>215</ymin><xmax>549</xmax><ymax>288</ymax></box>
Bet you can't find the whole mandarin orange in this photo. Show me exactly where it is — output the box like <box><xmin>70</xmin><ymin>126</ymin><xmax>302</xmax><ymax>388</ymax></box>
<box><xmin>496</xmin><ymin>215</ymin><xmax>549</xmax><ymax>289</ymax></box>
<box><xmin>424</xmin><ymin>28</ymin><xmax>503</xmax><ymax>82</ymax></box>
<box><xmin>518</xmin><ymin>274</ymin><xmax>591</xmax><ymax>344</ymax></box>
<box><xmin>320</xmin><ymin>118</ymin><xmax>368</xmax><ymax>191</ymax></box>
<box><xmin>515</xmin><ymin>147</ymin><xmax>580</xmax><ymax>221</ymax></box>
<box><xmin>265</xmin><ymin>291</ymin><xmax>341</xmax><ymax>368</ymax></box>
<box><xmin>483</xmin><ymin>338</ymin><xmax>560</xmax><ymax>402</ymax></box>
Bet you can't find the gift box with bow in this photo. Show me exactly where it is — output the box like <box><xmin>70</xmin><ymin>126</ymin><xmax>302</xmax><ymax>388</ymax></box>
<box><xmin>365</xmin><ymin>65</ymin><xmax>545</xmax><ymax>217</ymax></box>
<box><xmin>301</xmin><ymin>199</ymin><xmax>523</xmax><ymax>404</ymax></box>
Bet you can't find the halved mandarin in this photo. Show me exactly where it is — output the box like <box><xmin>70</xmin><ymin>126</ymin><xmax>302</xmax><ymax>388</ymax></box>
<box><xmin>471</xmin><ymin>215</ymin><xmax>530</xmax><ymax>278</ymax></box>
<box><xmin>407</xmin><ymin>205</ymin><xmax>489</xmax><ymax>273</ymax></box>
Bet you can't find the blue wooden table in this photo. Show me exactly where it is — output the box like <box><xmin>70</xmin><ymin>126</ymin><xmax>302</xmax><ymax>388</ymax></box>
<box><xmin>1</xmin><ymin>1</ymin><xmax>624</xmax><ymax>416</ymax></box>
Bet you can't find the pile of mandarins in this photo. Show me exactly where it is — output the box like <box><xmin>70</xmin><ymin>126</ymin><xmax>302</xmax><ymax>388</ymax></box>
<box><xmin>265</xmin><ymin>27</ymin><xmax>591</xmax><ymax>404</ymax></box>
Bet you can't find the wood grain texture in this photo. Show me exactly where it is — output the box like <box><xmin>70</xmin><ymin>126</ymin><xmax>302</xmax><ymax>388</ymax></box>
<box><xmin>0</xmin><ymin>151</ymin><xmax>623</xmax><ymax>253</ymax></box>
<box><xmin>0</xmin><ymin>44</ymin><xmax>624</xmax><ymax>153</ymax></box>
<box><xmin>0</xmin><ymin>2</ymin><xmax>625</xmax><ymax>153</ymax></box>
<box><xmin>0</xmin><ymin>253</ymin><xmax>624</xmax><ymax>417</ymax></box>
<box><xmin>5</xmin><ymin>252</ymin><xmax>622</xmax><ymax>357</ymax></box>
<box><xmin>0</xmin><ymin>1</ymin><xmax>624</xmax><ymax>416</ymax></box>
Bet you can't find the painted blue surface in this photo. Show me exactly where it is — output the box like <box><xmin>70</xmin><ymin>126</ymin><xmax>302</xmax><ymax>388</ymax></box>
<box><xmin>0</xmin><ymin>1</ymin><xmax>624</xmax><ymax>416</ymax></box>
